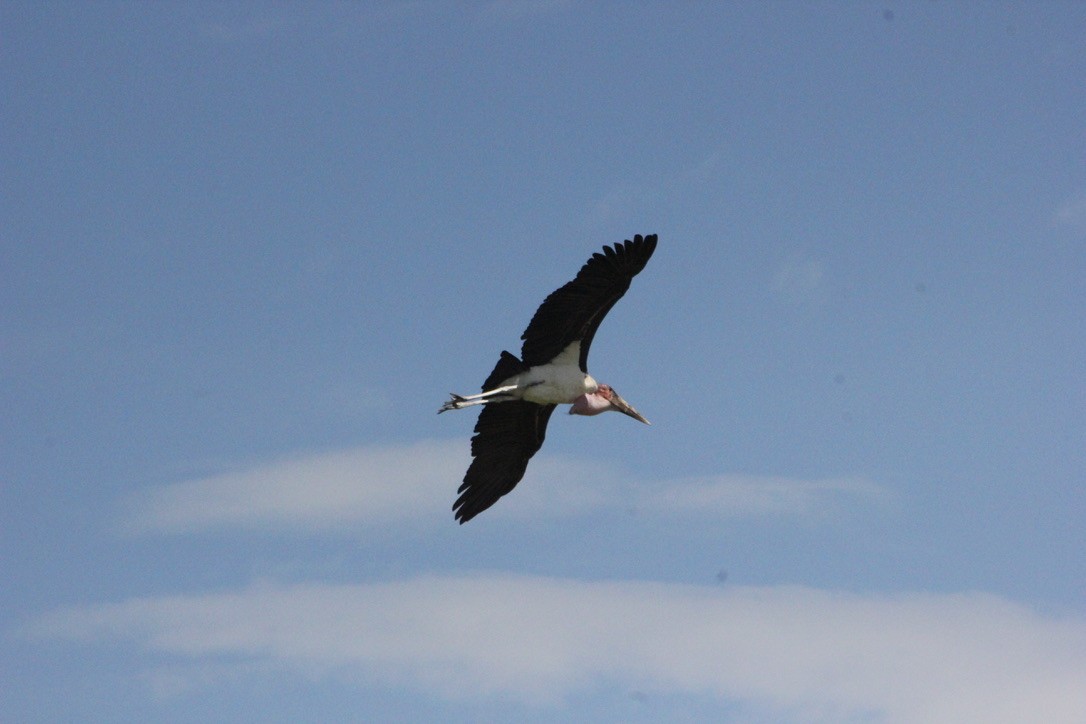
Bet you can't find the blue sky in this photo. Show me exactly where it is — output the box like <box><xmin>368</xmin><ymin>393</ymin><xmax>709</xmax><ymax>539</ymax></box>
<box><xmin>3</xmin><ymin>2</ymin><xmax>1085</xmax><ymax>721</ymax></box>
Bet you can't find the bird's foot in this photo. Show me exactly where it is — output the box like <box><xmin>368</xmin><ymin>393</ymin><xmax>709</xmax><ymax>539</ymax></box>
<box><xmin>437</xmin><ymin>393</ymin><xmax>468</xmax><ymax>414</ymax></box>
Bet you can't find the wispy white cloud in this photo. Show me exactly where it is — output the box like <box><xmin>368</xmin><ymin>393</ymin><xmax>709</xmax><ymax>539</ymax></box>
<box><xmin>479</xmin><ymin>0</ymin><xmax>572</xmax><ymax>19</ymax></box>
<box><xmin>121</xmin><ymin>441</ymin><xmax>463</xmax><ymax>534</ymax></box>
<box><xmin>771</xmin><ymin>255</ymin><xmax>825</xmax><ymax>304</ymax></box>
<box><xmin>199</xmin><ymin>12</ymin><xmax>289</xmax><ymax>42</ymax></box>
<box><xmin>636</xmin><ymin>474</ymin><xmax>888</xmax><ymax>517</ymax></box>
<box><xmin>587</xmin><ymin>184</ymin><xmax>644</xmax><ymax>227</ymax></box>
<box><xmin>31</xmin><ymin>574</ymin><xmax>1086</xmax><ymax>722</ymax></box>
<box><xmin>121</xmin><ymin>442</ymin><xmax>883</xmax><ymax>534</ymax></box>
<box><xmin>1053</xmin><ymin>188</ymin><xmax>1086</xmax><ymax>233</ymax></box>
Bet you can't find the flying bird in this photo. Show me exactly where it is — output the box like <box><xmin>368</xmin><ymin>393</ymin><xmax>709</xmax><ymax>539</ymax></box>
<box><xmin>439</xmin><ymin>234</ymin><xmax>657</xmax><ymax>523</ymax></box>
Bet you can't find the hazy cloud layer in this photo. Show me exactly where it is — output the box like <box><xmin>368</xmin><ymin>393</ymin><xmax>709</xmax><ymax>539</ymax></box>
<box><xmin>771</xmin><ymin>255</ymin><xmax>826</xmax><ymax>304</ymax></box>
<box><xmin>122</xmin><ymin>442</ymin><xmax>883</xmax><ymax>533</ymax></box>
<box><xmin>121</xmin><ymin>441</ymin><xmax>463</xmax><ymax>533</ymax></box>
<box><xmin>1053</xmin><ymin>187</ymin><xmax>1086</xmax><ymax>233</ymax></box>
<box><xmin>33</xmin><ymin>574</ymin><xmax>1086</xmax><ymax>723</ymax></box>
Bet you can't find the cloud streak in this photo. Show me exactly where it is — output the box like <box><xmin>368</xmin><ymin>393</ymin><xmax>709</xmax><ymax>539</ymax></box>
<box><xmin>121</xmin><ymin>442</ymin><xmax>884</xmax><ymax>534</ymax></box>
<box><xmin>636</xmin><ymin>474</ymin><xmax>886</xmax><ymax>517</ymax></box>
<box><xmin>772</xmin><ymin>255</ymin><xmax>825</xmax><ymax>304</ymax></box>
<box><xmin>121</xmin><ymin>441</ymin><xmax>463</xmax><ymax>534</ymax></box>
<box><xmin>1053</xmin><ymin>188</ymin><xmax>1086</xmax><ymax>233</ymax></box>
<box><xmin>31</xmin><ymin>573</ymin><xmax>1086</xmax><ymax>723</ymax></box>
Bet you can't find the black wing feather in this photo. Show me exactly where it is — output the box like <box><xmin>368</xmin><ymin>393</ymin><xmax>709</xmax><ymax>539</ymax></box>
<box><xmin>452</xmin><ymin>401</ymin><xmax>556</xmax><ymax>524</ymax></box>
<box><xmin>519</xmin><ymin>234</ymin><xmax>657</xmax><ymax>370</ymax></box>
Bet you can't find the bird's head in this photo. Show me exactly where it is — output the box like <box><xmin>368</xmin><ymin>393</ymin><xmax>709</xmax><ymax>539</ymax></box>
<box><xmin>569</xmin><ymin>384</ymin><xmax>650</xmax><ymax>424</ymax></box>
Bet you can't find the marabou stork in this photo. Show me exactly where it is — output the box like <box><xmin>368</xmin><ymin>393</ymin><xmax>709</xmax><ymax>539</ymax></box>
<box><xmin>439</xmin><ymin>234</ymin><xmax>657</xmax><ymax>523</ymax></box>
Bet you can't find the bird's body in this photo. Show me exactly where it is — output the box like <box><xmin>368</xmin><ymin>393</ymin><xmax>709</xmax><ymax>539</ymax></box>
<box><xmin>440</xmin><ymin>234</ymin><xmax>657</xmax><ymax>523</ymax></box>
<box><xmin>481</xmin><ymin>341</ymin><xmax>596</xmax><ymax>405</ymax></box>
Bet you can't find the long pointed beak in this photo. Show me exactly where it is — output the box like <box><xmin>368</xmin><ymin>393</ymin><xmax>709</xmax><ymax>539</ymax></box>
<box><xmin>610</xmin><ymin>391</ymin><xmax>651</xmax><ymax>425</ymax></box>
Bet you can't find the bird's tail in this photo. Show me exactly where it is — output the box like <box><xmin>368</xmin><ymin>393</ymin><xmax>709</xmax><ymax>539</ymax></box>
<box><xmin>438</xmin><ymin>352</ymin><xmax>528</xmax><ymax>414</ymax></box>
<box><xmin>481</xmin><ymin>350</ymin><xmax>528</xmax><ymax>390</ymax></box>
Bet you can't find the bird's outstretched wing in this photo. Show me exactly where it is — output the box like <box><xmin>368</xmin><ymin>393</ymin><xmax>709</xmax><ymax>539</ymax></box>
<box><xmin>453</xmin><ymin>401</ymin><xmax>556</xmax><ymax>524</ymax></box>
<box><xmin>519</xmin><ymin>234</ymin><xmax>657</xmax><ymax>371</ymax></box>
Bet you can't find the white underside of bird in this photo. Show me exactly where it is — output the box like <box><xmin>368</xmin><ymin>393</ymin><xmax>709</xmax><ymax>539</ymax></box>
<box><xmin>440</xmin><ymin>341</ymin><xmax>596</xmax><ymax>410</ymax></box>
<box><xmin>513</xmin><ymin>341</ymin><xmax>598</xmax><ymax>404</ymax></box>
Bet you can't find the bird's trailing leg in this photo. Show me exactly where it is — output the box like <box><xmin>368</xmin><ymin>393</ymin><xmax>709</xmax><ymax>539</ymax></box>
<box><xmin>438</xmin><ymin>384</ymin><xmax>519</xmax><ymax>413</ymax></box>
